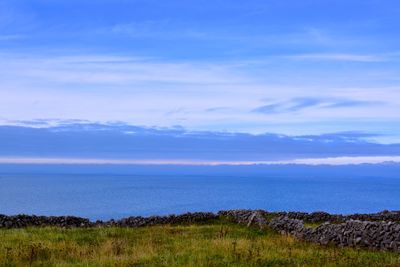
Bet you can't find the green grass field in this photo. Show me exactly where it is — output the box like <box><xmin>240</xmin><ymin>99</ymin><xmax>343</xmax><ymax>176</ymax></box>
<box><xmin>1</xmin><ymin>222</ymin><xmax>400</xmax><ymax>267</ymax></box>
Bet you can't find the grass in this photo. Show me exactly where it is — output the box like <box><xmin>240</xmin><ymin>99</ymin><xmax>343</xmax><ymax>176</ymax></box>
<box><xmin>1</xmin><ymin>221</ymin><xmax>400</xmax><ymax>266</ymax></box>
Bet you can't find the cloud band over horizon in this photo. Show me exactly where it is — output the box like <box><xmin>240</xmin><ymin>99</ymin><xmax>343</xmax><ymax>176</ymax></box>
<box><xmin>1</xmin><ymin>122</ymin><xmax>400</xmax><ymax>164</ymax></box>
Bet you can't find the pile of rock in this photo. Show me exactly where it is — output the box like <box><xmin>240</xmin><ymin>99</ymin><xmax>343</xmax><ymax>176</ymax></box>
<box><xmin>269</xmin><ymin>216</ymin><xmax>400</xmax><ymax>251</ymax></box>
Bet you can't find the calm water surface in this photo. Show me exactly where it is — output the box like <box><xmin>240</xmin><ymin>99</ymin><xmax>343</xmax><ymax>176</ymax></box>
<box><xmin>1</xmin><ymin>173</ymin><xmax>399</xmax><ymax>220</ymax></box>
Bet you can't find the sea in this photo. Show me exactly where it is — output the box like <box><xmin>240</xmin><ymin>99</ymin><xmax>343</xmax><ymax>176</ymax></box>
<box><xmin>1</xmin><ymin>164</ymin><xmax>399</xmax><ymax>220</ymax></box>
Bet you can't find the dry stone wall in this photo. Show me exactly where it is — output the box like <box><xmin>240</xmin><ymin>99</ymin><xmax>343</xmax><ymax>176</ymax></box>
<box><xmin>2</xmin><ymin>210</ymin><xmax>400</xmax><ymax>252</ymax></box>
<box><xmin>218</xmin><ymin>209</ymin><xmax>268</xmax><ymax>227</ymax></box>
<box><xmin>0</xmin><ymin>212</ymin><xmax>217</xmax><ymax>229</ymax></box>
<box><xmin>268</xmin><ymin>216</ymin><xmax>400</xmax><ymax>252</ymax></box>
<box><xmin>270</xmin><ymin>210</ymin><xmax>400</xmax><ymax>223</ymax></box>
<box><xmin>0</xmin><ymin>214</ymin><xmax>92</xmax><ymax>228</ymax></box>
<box><xmin>219</xmin><ymin>210</ymin><xmax>400</xmax><ymax>252</ymax></box>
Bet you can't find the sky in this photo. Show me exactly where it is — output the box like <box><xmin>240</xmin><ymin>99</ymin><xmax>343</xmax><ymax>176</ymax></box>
<box><xmin>1</xmin><ymin>0</ymin><xmax>400</xmax><ymax>164</ymax></box>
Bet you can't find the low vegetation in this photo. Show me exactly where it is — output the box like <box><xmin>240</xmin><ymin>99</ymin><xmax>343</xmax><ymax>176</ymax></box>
<box><xmin>1</xmin><ymin>221</ymin><xmax>400</xmax><ymax>266</ymax></box>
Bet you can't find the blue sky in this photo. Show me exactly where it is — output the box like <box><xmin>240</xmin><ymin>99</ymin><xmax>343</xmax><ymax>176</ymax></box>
<box><xmin>0</xmin><ymin>0</ymin><xmax>400</xmax><ymax>163</ymax></box>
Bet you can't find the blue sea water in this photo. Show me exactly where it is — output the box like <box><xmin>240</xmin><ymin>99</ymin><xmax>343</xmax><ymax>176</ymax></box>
<box><xmin>1</xmin><ymin>164</ymin><xmax>400</xmax><ymax>220</ymax></box>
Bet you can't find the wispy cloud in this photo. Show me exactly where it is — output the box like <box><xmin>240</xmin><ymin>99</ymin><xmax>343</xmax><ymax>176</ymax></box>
<box><xmin>0</xmin><ymin>54</ymin><xmax>244</xmax><ymax>85</ymax></box>
<box><xmin>325</xmin><ymin>99</ymin><xmax>382</xmax><ymax>108</ymax></box>
<box><xmin>287</xmin><ymin>53</ymin><xmax>388</xmax><ymax>62</ymax></box>
<box><xmin>253</xmin><ymin>97</ymin><xmax>384</xmax><ymax>114</ymax></box>
<box><xmin>286</xmin><ymin>98</ymin><xmax>321</xmax><ymax>112</ymax></box>
<box><xmin>205</xmin><ymin>107</ymin><xmax>234</xmax><ymax>112</ymax></box>
<box><xmin>0</xmin><ymin>52</ymin><xmax>399</xmax><ymax>139</ymax></box>
<box><xmin>253</xmin><ymin>98</ymin><xmax>321</xmax><ymax>114</ymax></box>
<box><xmin>100</xmin><ymin>20</ymin><xmax>211</xmax><ymax>41</ymax></box>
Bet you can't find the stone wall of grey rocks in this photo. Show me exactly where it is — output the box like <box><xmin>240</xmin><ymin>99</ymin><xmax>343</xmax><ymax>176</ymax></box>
<box><xmin>106</xmin><ymin>212</ymin><xmax>218</xmax><ymax>227</ymax></box>
<box><xmin>218</xmin><ymin>209</ymin><xmax>400</xmax><ymax>223</ymax></box>
<box><xmin>0</xmin><ymin>214</ymin><xmax>93</xmax><ymax>228</ymax></box>
<box><xmin>0</xmin><ymin>212</ymin><xmax>218</xmax><ymax>229</ymax></box>
<box><xmin>269</xmin><ymin>210</ymin><xmax>400</xmax><ymax>223</ymax></box>
<box><xmin>218</xmin><ymin>210</ymin><xmax>269</xmax><ymax>227</ymax></box>
<box><xmin>219</xmin><ymin>210</ymin><xmax>400</xmax><ymax>252</ymax></box>
<box><xmin>268</xmin><ymin>216</ymin><xmax>400</xmax><ymax>252</ymax></box>
<box><xmin>218</xmin><ymin>209</ymin><xmax>400</xmax><ymax>224</ymax></box>
<box><xmin>3</xmin><ymin>210</ymin><xmax>399</xmax><ymax>229</ymax></box>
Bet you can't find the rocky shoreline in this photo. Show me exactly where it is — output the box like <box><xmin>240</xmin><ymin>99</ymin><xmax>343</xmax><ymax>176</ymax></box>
<box><xmin>1</xmin><ymin>210</ymin><xmax>400</xmax><ymax>252</ymax></box>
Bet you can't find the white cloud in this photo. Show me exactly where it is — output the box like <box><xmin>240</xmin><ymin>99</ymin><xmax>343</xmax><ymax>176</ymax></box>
<box><xmin>0</xmin><ymin>53</ymin><xmax>399</xmax><ymax>138</ymax></box>
<box><xmin>0</xmin><ymin>54</ymin><xmax>246</xmax><ymax>85</ymax></box>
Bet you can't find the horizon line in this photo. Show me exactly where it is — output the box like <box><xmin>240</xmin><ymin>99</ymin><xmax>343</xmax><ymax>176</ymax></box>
<box><xmin>0</xmin><ymin>156</ymin><xmax>400</xmax><ymax>166</ymax></box>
